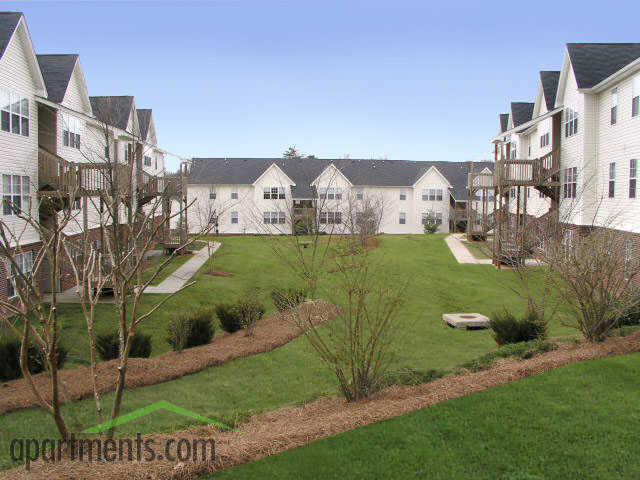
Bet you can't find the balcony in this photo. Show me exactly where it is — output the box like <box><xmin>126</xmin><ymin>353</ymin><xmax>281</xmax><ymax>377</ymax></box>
<box><xmin>495</xmin><ymin>149</ymin><xmax>560</xmax><ymax>187</ymax></box>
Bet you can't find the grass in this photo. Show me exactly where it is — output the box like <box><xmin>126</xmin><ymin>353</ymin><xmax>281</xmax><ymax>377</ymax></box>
<box><xmin>0</xmin><ymin>234</ymin><xmax>577</xmax><ymax>470</ymax></box>
<box><xmin>463</xmin><ymin>238</ymin><xmax>492</xmax><ymax>259</ymax></box>
<box><xmin>208</xmin><ymin>353</ymin><xmax>640</xmax><ymax>480</ymax></box>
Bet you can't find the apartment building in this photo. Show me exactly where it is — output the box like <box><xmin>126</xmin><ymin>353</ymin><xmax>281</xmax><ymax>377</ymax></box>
<box><xmin>0</xmin><ymin>12</ymin><xmax>169</xmax><ymax>301</ymax></box>
<box><xmin>491</xmin><ymin>42</ymin><xmax>640</xmax><ymax>251</ymax></box>
<box><xmin>185</xmin><ymin>157</ymin><xmax>493</xmax><ymax>235</ymax></box>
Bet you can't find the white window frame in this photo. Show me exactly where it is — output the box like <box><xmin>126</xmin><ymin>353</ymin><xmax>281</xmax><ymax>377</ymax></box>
<box><xmin>611</xmin><ymin>88</ymin><xmax>618</xmax><ymax>125</ymax></box>
<box><xmin>564</xmin><ymin>107</ymin><xmax>578</xmax><ymax>137</ymax></box>
<box><xmin>143</xmin><ymin>155</ymin><xmax>152</xmax><ymax>167</ymax></box>
<box><xmin>231</xmin><ymin>211</ymin><xmax>238</xmax><ymax>224</ymax></box>
<box><xmin>562</xmin><ymin>167</ymin><xmax>577</xmax><ymax>199</ymax></box>
<box><xmin>399</xmin><ymin>212</ymin><xmax>406</xmax><ymax>224</ymax></box>
<box><xmin>5</xmin><ymin>251</ymin><xmax>33</xmax><ymax>299</ymax></box>
<box><xmin>633</xmin><ymin>75</ymin><xmax>640</xmax><ymax>118</ymax></box>
<box><xmin>0</xmin><ymin>89</ymin><xmax>29</xmax><ymax>137</ymax></box>
<box><xmin>209</xmin><ymin>187</ymin><xmax>216</xmax><ymax>199</ymax></box>
<box><xmin>399</xmin><ymin>190</ymin><xmax>407</xmax><ymax>201</ymax></box>
<box><xmin>630</xmin><ymin>159</ymin><xmax>637</xmax><ymax>199</ymax></box>
<box><xmin>355</xmin><ymin>189</ymin><xmax>363</xmax><ymax>200</ymax></box>
<box><xmin>540</xmin><ymin>132</ymin><xmax>549</xmax><ymax>148</ymax></box>
<box><xmin>2</xmin><ymin>174</ymin><xmax>31</xmax><ymax>216</ymax></box>
<box><xmin>231</xmin><ymin>189</ymin><xmax>238</xmax><ymax>200</ymax></box>
<box><xmin>61</xmin><ymin>113</ymin><xmax>81</xmax><ymax>149</ymax></box>
<box><xmin>609</xmin><ymin>162</ymin><xmax>616</xmax><ymax>198</ymax></box>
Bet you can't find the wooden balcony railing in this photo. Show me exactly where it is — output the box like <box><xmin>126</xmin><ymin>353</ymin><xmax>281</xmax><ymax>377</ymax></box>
<box><xmin>494</xmin><ymin>148</ymin><xmax>560</xmax><ymax>187</ymax></box>
<box><xmin>38</xmin><ymin>147</ymin><xmax>79</xmax><ymax>193</ymax></box>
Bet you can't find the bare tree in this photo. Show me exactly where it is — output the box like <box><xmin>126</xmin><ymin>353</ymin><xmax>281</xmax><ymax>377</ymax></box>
<box><xmin>343</xmin><ymin>190</ymin><xmax>389</xmax><ymax>247</ymax></box>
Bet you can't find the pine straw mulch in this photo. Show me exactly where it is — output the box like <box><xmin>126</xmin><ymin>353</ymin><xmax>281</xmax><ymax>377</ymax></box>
<box><xmin>0</xmin><ymin>300</ymin><xmax>339</xmax><ymax>415</ymax></box>
<box><xmin>4</xmin><ymin>331</ymin><xmax>640</xmax><ymax>480</ymax></box>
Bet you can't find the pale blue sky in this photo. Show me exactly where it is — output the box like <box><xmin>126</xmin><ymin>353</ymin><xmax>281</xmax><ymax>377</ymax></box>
<box><xmin>5</xmin><ymin>0</ymin><xmax>640</xmax><ymax>170</ymax></box>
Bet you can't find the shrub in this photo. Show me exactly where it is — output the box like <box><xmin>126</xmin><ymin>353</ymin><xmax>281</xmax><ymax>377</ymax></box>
<box><xmin>167</xmin><ymin>309</ymin><xmax>215</xmax><ymax>351</ymax></box>
<box><xmin>422</xmin><ymin>215</ymin><xmax>439</xmax><ymax>234</ymax></box>
<box><xmin>96</xmin><ymin>331</ymin><xmax>153</xmax><ymax>360</ymax></box>
<box><xmin>616</xmin><ymin>305</ymin><xmax>640</xmax><ymax>327</ymax></box>
<box><xmin>216</xmin><ymin>299</ymin><xmax>265</xmax><ymax>334</ymax></box>
<box><xmin>271</xmin><ymin>287</ymin><xmax>307</xmax><ymax>312</ymax></box>
<box><xmin>490</xmin><ymin>309</ymin><xmax>547</xmax><ymax>345</ymax></box>
<box><xmin>381</xmin><ymin>368</ymin><xmax>446</xmax><ymax>388</ymax></box>
<box><xmin>215</xmin><ymin>303</ymin><xmax>244</xmax><ymax>333</ymax></box>
<box><xmin>0</xmin><ymin>336</ymin><xmax>68</xmax><ymax>382</ymax></box>
<box><xmin>460</xmin><ymin>339</ymin><xmax>556</xmax><ymax>372</ymax></box>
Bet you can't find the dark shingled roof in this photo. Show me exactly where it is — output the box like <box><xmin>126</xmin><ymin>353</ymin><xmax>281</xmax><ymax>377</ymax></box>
<box><xmin>540</xmin><ymin>70</ymin><xmax>560</xmax><ymax>110</ymax></box>
<box><xmin>36</xmin><ymin>54</ymin><xmax>78</xmax><ymax>103</ymax></box>
<box><xmin>188</xmin><ymin>158</ymin><xmax>495</xmax><ymax>201</ymax></box>
<box><xmin>510</xmin><ymin>102</ymin><xmax>534</xmax><ymax>127</ymax></box>
<box><xmin>567</xmin><ymin>43</ymin><xmax>640</xmax><ymax>89</ymax></box>
<box><xmin>0</xmin><ymin>12</ymin><xmax>22</xmax><ymax>60</ymax></box>
<box><xmin>89</xmin><ymin>96</ymin><xmax>133</xmax><ymax>130</ymax></box>
<box><xmin>137</xmin><ymin>109</ymin><xmax>152</xmax><ymax>141</ymax></box>
<box><xmin>499</xmin><ymin>113</ymin><xmax>509</xmax><ymax>133</ymax></box>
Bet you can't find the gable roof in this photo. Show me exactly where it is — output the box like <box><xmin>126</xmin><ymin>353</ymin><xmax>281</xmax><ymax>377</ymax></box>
<box><xmin>89</xmin><ymin>96</ymin><xmax>133</xmax><ymax>130</ymax></box>
<box><xmin>567</xmin><ymin>43</ymin><xmax>640</xmax><ymax>89</ymax></box>
<box><xmin>137</xmin><ymin>109</ymin><xmax>152</xmax><ymax>141</ymax></box>
<box><xmin>0</xmin><ymin>12</ymin><xmax>21</xmax><ymax>60</ymax></box>
<box><xmin>510</xmin><ymin>102</ymin><xmax>535</xmax><ymax>127</ymax></box>
<box><xmin>499</xmin><ymin>113</ymin><xmax>509</xmax><ymax>133</ymax></box>
<box><xmin>188</xmin><ymin>158</ymin><xmax>495</xmax><ymax>201</ymax></box>
<box><xmin>540</xmin><ymin>71</ymin><xmax>560</xmax><ymax>110</ymax></box>
<box><xmin>36</xmin><ymin>54</ymin><xmax>78</xmax><ymax>103</ymax></box>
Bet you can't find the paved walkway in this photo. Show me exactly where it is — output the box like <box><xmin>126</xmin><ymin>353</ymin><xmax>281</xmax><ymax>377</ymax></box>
<box><xmin>145</xmin><ymin>241</ymin><xmax>221</xmax><ymax>294</ymax></box>
<box><xmin>445</xmin><ymin>234</ymin><xmax>492</xmax><ymax>265</ymax></box>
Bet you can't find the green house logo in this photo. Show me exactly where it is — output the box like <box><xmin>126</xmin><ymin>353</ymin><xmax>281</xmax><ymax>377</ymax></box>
<box><xmin>82</xmin><ymin>400</ymin><xmax>234</xmax><ymax>434</ymax></box>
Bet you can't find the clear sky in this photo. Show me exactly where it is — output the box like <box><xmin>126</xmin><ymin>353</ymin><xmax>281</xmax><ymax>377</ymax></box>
<box><xmin>5</xmin><ymin>0</ymin><xmax>640</xmax><ymax>170</ymax></box>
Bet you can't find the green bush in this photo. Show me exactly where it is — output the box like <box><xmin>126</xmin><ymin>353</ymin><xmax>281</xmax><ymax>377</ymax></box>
<box><xmin>0</xmin><ymin>336</ymin><xmax>68</xmax><ymax>382</ymax></box>
<box><xmin>271</xmin><ymin>287</ymin><xmax>307</xmax><ymax>312</ymax></box>
<box><xmin>381</xmin><ymin>368</ymin><xmax>446</xmax><ymax>388</ymax></box>
<box><xmin>216</xmin><ymin>298</ymin><xmax>265</xmax><ymax>334</ymax></box>
<box><xmin>490</xmin><ymin>309</ymin><xmax>547</xmax><ymax>345</ymax></box>
<box><xmin>166</xmin><ymin>309</ymin><xmax>215</xmax><ymax>351</ymax></box>
<box><xmin>460</xmin><ymin>340</ymin><xmax>556</xmax><ymax>372</ymax></box>
<box><xmin>96</xmin><ymin>331</ymin><xmax>153</xmax><ymax>360</ymax></box>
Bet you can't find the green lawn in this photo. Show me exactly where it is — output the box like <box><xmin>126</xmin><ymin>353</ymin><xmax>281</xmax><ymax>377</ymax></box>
<box><xmin>209</xmin><ymin>353</ymin><xmax>640</xmax><ymax>480</ymax></box>
<box><xmin>0</xmin><ymin>234</ymin><xmax>576</xmax><ymax>470</ymax></box>
<box><xmin>463</xmin><ymin>238</ymin><xmax>492</xmax><ymax>259</ymax></box>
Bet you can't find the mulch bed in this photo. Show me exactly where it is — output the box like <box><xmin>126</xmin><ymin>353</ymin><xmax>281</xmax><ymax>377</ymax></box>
<box><xmin>203</xmin><ymin>270</ymin><xmax>234</xmax><ymax>277</ymax></box>
<box><xmin>3</xmin><ymin>331</ymin><xmax>639</xmax><ymax>480</ymax></box>
<box><xmin>0</xmin><ymin>301</ymin><xmax>338</xmax><ymax>415</ymax></box>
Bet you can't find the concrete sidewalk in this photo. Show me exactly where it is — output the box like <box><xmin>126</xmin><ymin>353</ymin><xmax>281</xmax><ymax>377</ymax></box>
<box><xmin>144</xmin><ymin>241</ymin><xmax>221</xmax><ymax>294</ymax></box>
<box><xmin>445</xmin><ymin>234</ymin><xmax>492</xmax><ymax>265</ymax></box>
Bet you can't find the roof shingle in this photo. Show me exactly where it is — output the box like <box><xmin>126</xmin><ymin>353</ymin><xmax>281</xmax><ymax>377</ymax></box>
<box><xmin>137</xmin><ymin>109</ymin><xmax>152</xmax><ymax>141</ymax></box>
<box><xmin>567</xmin><ymin>43</ymin><xmax>640</xmax><ymax>89</ymax></box>
<box><xmin>540</xmin><ymin>70</ymin><xmax>560</xmax><ymax>110</ymax></box>
<box><xmin>36</xmin><ymin>54</ymin><xmax>78</xmax><ymax>103</ymax></box>
<box><xmin>0</xmin><ymin>12</ymin><xmax>22</xmax><ymax>60</ymax></box>
<box><xmin>510</xmin><ymin>102</ymin><xmax>534</xmax><ymax>127</ymax></box>
<box><xmin>188</xmin><ymin>158</ymin><xmax>494</xmax><ymax>201</ymax></box>
<box><xmin>89</xmin><ymin>96</ymin><xmax>133</xmax><ymax>130</ymax></box>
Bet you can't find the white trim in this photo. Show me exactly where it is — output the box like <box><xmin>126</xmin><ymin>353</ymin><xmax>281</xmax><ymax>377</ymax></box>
<box><xmin>412</xmin><ymin>165</ymin><xmax>452</xmax><ymax>189</ymax></box>
<box><xmin>310</xmin><ymin>163</ymin><xmax>353</xmax><ymax>187</ymax></box>
<box><xmin>251</xmin><ymin>162</ymin><xmax>296</xmax><ymax>188</ymax></box>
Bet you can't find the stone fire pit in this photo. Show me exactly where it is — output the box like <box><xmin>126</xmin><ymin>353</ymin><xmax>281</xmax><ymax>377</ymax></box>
<box><xmin>442</xmin><ymin>313</ymin><xmax>490</xmax><ymax>330</ymax></box>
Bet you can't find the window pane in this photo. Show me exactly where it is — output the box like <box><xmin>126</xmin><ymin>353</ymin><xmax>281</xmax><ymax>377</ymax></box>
<box><xmin>11</xmin><ymin>95</ymin><xmax>20</xmax><ymax>113</ymax></box>
<box><xmin>12</xmin><ymin>176</ymin><xmax>20</xmax><ymax>194</ymax></box>
<box><xmin>1</xmin><ymin>110</ymin><xmax>9</xmax><ymax>132</ymax></box>
<box><xmin>20</xmin><ymin>98</ymin><xmax>28</xmax><ymax>117</ymax></box>
<box><xmin>22</xmin><ymin>176</ymin><xmax>30</xmax><ymax>194</ymax></box>
<box><xmin>11</xmin><ymin>114</ymin><xmax>19</xmax><ymax>134</ymax></box>
<box><xmin>20</xmin><ymin>116</ymin><xmax>28</xmax><ymax>136</ymax></box>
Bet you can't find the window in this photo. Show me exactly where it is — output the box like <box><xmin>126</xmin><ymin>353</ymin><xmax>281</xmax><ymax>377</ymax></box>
<box><xmin>143</xmin><ymin>156</ymin><xmax>152</xmax><ymax>167</ymax></box>
<box><xmin>231</xmin><ymin>190</ymin><xmax>238</xmax><ymax>200</ymax></box>
<box><xmin>399</xmin><ymin>190</ymin><xmax>407</xmax><ymax>201</ymax></box>
<box><xmin>633</xmin><ymin>76</ymin><xmax>640</xmax><ymax>117</ymax></box>
<box><xmin>5</xmin><ymin>251</ymin><xmax>33</xmax><ymax>298</ymax></box>
<box><xmin>61</xmin><ymin>113</ymin><xmax>81</xmax><ymax>149</ymax></box>
<box><xmin>356</xmin><ymin>190</ymin><xmax>363</xmax><ymax>200</ymax></box>
<box><xmin>264</xmin><ymin>186</ymin><xmax>285</xmax><ymax>199</ymax></box>
<box><xmin>564</xmin><ymin>107</ymin><xmax>578</xmax><ymax>137</ymax></box>
<box><xmin>327</xmin><ymin>188</ymin><xmax>335</xmax><ymax>200</ymax></box>
<box><xmin>611</xmin><ymin>88</ymin><xmax>618</xmax><ymax>125</ymax></box>
<box><xmin>423</xmin><ymin>189</ymin><xmax>443</xmax><ymax>201</ymax></box>
<box><xmin>231</xmin><ymin>211</ymin><xmax>238</xmax><ymax>224</ymax></box>
<box><xmin>263</xmin><ymin>211</ymin><xmax>285</xmax><ymax>224</ymax></box>
<box><xmin>561</xmin><ymin>167</ymin><xmax>578</xmax><ymax>199</ymax></box>
<box><xmin>335</xmin><ymin>188</ymin><xmax>342</xmax><ymax>200</ymax></box>
<box><xmin>630</xmin><ymin>159</ymin><xmax>637</xmax><ymax>199</ymax></box>
<box><xmin>540</xmin><ymin>132</ymin><xmax>550</xmax><ymax>148</ymax></box>
<box><xmin>73</xmin><ymin>198</ymin><xmax>81</xmax><ymax>211</ymax></box>
<box><xmin>609</xmin><ymin>162</ymin><xmax>616</xmax><ymax>198</ymax></box>
<box><xmin>510</xmin><ymin>142</ymin><xmax>517</xmax><ymax>159</ymax></box>
<box><xmin>421</xmin><ymin>212</ymin><xmax>442</xmax><ymax>225</ymax></box>
<box><xmin>319</xmin><ymin>211</ymin><xmax>342</xmax><ymax>224</ymax></box>
<box><xmin>0</xmin><ymin>89</ymin><xmax>29</xmax><ymax>137</ymax></box>
<box><xmin>209</xmin><ymin>187</ymin><xmax>216</xmax><ymax>199</ymax></box>
<box><xmin>2</xmin><ymin>175</ymin><xmax>30</xmax><ymax>215</ymax></box>
<box><xmin>399</xmin><ymin>212</ymin><xmax>406</xmax><ymax>224</ymax></box>
<box><xmin>526</xmin><ymin>187</ymin><xmax>530</xmax><ymax>198</ymax></box>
